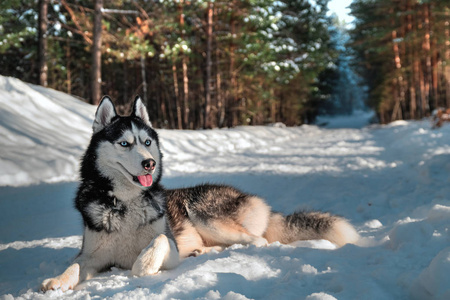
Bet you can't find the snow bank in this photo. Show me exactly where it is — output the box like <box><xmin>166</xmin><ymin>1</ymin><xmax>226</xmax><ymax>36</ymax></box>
<box><xmin>0</xmin><ymin>76</ymin><xmax>96</xmax><ymax>186</ymax></box>
<box><xmin>405</xmin><ymin>205</ymin><xmax>450</xmax><ymax>300</ymax></box>
<box><xmin>1</xmin><ymin>76</ymin><xmax>450</xmax><ymax>299</ymax></box>
<box><xmin>412</xmin><ymin>247</ymin><xmax>450</xmax><ymax>300</ymax></box>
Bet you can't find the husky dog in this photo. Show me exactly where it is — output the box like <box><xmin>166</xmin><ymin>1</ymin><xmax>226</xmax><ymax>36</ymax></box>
<box><xmin>41</xmin><ymin>96</ymin><xmax>359</xmax><ymax>292</ymax></box>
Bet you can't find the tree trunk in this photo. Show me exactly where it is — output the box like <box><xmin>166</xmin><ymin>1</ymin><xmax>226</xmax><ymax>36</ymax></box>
<box><xmin>392</xmin><ymin>29</ymin><xmax>405</xmax><ymax>121</ymax></box>
<box><xmin>229</xmin><ymin>9</ymin><xmax>237</xmax><ymax>127</ymax></box>
<box><xmin>38</xmin><ymin>0</ymin><xmax>48</xmax><ymax>87</ymax></box>
<box><xmin>182</xmin><ymin>58</ymin><xmax>189</xmax><ymax>128</ymax></box>
<box><xmin>162</xmin><ymin>69</ymin><xmax>175</xmax><ymax>129</ymax></box>
<box><xmin>91</xmin><ymin>0</ymin><xmax>103</xmax><ymax>105</ymax></box>
<box><xmin>172</xmin><ymin>62</ymin><xmax>183</xmax><ymax>129</ymax></box>
<box><xmin>178</xmin><ymin>0</ymin><xmax>190</xmax><ymax>129</ymax></box>
<box><xmin>432</xmin><ymin>49</ymin><xmax>438</xmax><ymax>109</ymax></box>
<box><xmin>391</xmin><ymin>79</ymin><xmax>402</xmax><ymax>121</ymax></box>
<box><xmin>419</xmin><ymin>62</ymin><xmax>427</xmax><ymax>116</ymax></box>
<box><xmin>66</xmin><ymin>45</ymin><xmax>71</xmax><ymax>94</ymax></box>
<box><xmin>416</xmin><ymin>6</ymin><xmax>426</xmax><ymax>117</ymax></box>
<box><xmin>159</xmin><ymin>69</ymin><xmax>167</xmax><ymax>127</ymax></box>
<box><xmin>407</xmin><ymin>2</ymin><xmax>416</xmax><ymax>119</ymax></box>
<box><xmin>140</xmin><ymin>56</ymin><xmax>148</xmax><ymax>106</ymax></box>
<box><xmin>423</xmin><ymin>3</ymin><xmax>432</xmax><ymax>114</ymax></box>
<box><xmin>203</xmin><ymin>2</ymin><xmax>213</xmax><ymax>129</ymax></box>
<box><xmin>213</xmin><ymin>4</ymin><xmax>224</xmax><ymax>127</ymax></box>
<box><xmin>270</xmin><ymin>89</ymin><xmax>276</xmax><ymax>122</ymax></box>
<box><xmin>445</xmin><ymin>10</ymin><xmax>450</xmax><ymax>108</ymax></box>
<box><xmin>217</xmin><ymin>69</ymin><xmax>225</xmax><ymax>127</ymax></box>
<box><xmin>123</xmin><ymin>60</ymin><xmax>128</xmax><ymax>103</ymax></box>
<box><xmin>429</xmin><ymin>3</ymin><xmax>438</xmax><ymax>109</ymax></box>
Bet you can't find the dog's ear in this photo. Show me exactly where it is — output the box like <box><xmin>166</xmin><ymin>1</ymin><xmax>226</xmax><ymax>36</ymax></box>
<box><xmin>132</xmin><ymin>96</ymin><xmax>152</xmax><ymax>127</ymax></box>
<box><xmin>93</xmin><ymin>96</ymin><xmax>117</xmax><ymax>133</ymax></box>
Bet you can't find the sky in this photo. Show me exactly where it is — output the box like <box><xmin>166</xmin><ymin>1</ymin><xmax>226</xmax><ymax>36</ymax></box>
<box><xmin>328</xmin><ymin>0</ymin><xmax>354</xmax><ymax>24</ymax></box>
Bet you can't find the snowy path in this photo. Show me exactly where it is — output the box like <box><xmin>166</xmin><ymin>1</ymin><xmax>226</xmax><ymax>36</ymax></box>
<box><xmin>1</xmin><ymin>77</ymin><xmax>449</xmax><ymax>299</ymax></box>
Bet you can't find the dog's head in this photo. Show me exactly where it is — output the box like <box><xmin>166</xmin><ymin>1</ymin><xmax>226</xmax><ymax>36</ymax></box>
<box><xmin>89</xmin><ymin>96</ymin><xmax>162</xmax><ymax>189</ymax></box>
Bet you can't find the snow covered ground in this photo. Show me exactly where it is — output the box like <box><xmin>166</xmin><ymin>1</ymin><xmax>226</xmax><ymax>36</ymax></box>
<box><xmin>315</xmin><ymin>111</ymin><xmax>376</xmax><ymax>129</ymax></box>
<box><xmin>0</xmin><ymin>76</ymin><xmax>449</xmax><ymax>299</ymax></box>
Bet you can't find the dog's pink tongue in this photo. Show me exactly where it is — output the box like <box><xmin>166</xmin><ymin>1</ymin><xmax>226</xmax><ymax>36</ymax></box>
<box><xmin>137</xmin><ymin>174</ymin><xmax>153</xmax><ymax>187</ymax></box>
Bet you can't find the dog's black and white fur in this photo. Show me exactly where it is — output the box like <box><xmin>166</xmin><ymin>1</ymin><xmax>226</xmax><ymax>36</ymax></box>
<box><xmin>41</xmin><ymin>96</ymin><xmax>359</xmax><ymax>292</ymax></box>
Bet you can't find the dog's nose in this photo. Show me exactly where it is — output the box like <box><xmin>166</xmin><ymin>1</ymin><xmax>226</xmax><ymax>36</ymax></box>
<box><xmin>142</xmin><ymin>159</ymin><xmax>156</xmax><ymax>171</ymax></box>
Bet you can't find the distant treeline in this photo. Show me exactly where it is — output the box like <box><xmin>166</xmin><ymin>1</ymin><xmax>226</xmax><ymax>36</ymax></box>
<box><xmin>350</xmin><ymin>0</ymin><xmax>450</xmax><ymax>123</ymax></box>
<box><xmin>0</xmin><ymin>0</ymin><xmax>338</xmax><ymax>129</ymax></box>
<box><xmin>3</xmin><ymin>1</ymin><xmax>447</xmax><ymax>128</ymax></box>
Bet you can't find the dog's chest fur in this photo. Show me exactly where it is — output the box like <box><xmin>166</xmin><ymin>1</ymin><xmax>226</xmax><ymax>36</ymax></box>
<box><xmin>76</xmin><ymin>184</ymin><xmax>167</xmax><ymax>269</ymax></box>
<box><xmin>76</xmin><ymin>180</ymin><xmax>165</xmax><ymax>230</ymax></box>
<box><xmin>85</xmin><ymin>191</ymin><xmax>164</xmax><ymax>232</ymax></box>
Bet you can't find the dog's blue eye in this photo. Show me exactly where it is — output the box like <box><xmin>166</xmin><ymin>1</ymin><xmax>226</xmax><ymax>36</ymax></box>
<box><xmin>145</xmin><ymin>140</ymin><xmax>151</xmax><ymax>146</ymax></box>
<box><xmin>119</xmin><ymin>141</ymin><xmax>129</xmax><ymax>147</ymax></box>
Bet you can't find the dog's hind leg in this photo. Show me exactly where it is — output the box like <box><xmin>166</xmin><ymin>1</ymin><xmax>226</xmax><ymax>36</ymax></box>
<box><xmin>188</xmin><ymin>196</ymin><xmax>272</xmax><ymax>248</ymax></box>
<box><xmin>131</xmin><ymin>234</ymin><xmax>180</xmax><ymax>276</ymax></box>
<box><xmin>238</xmin><ymin>196</ymin><xmax>271</xmax><ymax>246</ymax></box>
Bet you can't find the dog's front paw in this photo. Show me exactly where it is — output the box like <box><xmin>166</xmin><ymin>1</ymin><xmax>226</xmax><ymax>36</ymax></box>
<box><xmin>41</xmin><ymin>276</ymin><xmax>74</xmax><ymax>292</ymax></box>
<box><xmin>41</xmin><ymin>277</ymin><xmax>62</xmax><ymax>292</ymax></box>
<box><xmin>132</xmin><ymin>234</ymin><xmax>170</xmax><ymax>276</ymax></box>
<box><xmin>41</xmin><ymin>263</ymin><xmax>80</xmax><ymax>292</ymax></box>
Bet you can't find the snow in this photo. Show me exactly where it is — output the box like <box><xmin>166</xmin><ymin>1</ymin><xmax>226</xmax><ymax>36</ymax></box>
<box><xmin>315</xmin><ymin>110</ymin><xmax>375</xmax><ymax>129</ymax></box>
<box><xmin>0</xmin><ymin>76</ymin><xmax>449</xmax><ymax>299</ymax></box>
<box><xmin>0</xmin><ymin>76</ymin><xmax>96</xmax><ymax>186</ymax></box>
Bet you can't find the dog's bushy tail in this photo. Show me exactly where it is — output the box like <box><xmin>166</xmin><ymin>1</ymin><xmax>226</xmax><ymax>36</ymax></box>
<box><xmin>263</xmin><ymin>211</ymin><xmax>359</xmax><ymax>247</ymax></box>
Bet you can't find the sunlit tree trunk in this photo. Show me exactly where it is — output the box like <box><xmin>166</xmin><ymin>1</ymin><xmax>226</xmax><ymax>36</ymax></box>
<box><xmin>229</xmin><ymin>9</ymin><xmax>237</xmax><ymax>127</ymax></box>
<box><xmin>407</xmin><ymin>1</ymin><xmax>416</xmax><ymax>118</ymax></box>
<box><xmin>66</xmin><ymin>46</ymin><xmax>71</xmax><ymax>94</ymax></box>
<box><xmin>91</xmin><ymin>0</ymin><xmax>103</xmax><ymax>105</ymax></box>
<box><xmin>217</xmin><ymin>67</ymin><xmax>225</xmax><ymax>127</ymax></box>
<box><xmin>182</xmin><ymin>58</ymin><xmax>189</xmax><ymax>128</ymax></box>
<box><xmin>423</xmin><ymin>3</ymin><xmax>432</xmax><ymax>114</ymax></box>
<box><xmin>178</xmin><ymin>0</ymin><xmax>190</xmax><ymax>129</ymax></box>
<box><xmin>204</xmin><ymin>2</ymin><xmax>213</xmax><ymax>129</ymax></box>
<box><xmin>172</xmin><ymin>62</ymin><xmax>183</xmax><ymax>129</ymax></box>
<box><xmin>38</xmin><ymin>0</ymin><xmax>48</xmax><ymax>87</ymax></box>
<box><xmin>140</xmin><ymin>56</ymin><xmax>148</xmax><ymax>106</ymax></box>
<box><xmin>391</xmin><ymin>28</ymin><xmax>404</xmax><ymax>121</ymax></box>
<box><xmin>445</xmin><ymin>10</ymin><xmax>450</xmax><ymax>108</ymax></box>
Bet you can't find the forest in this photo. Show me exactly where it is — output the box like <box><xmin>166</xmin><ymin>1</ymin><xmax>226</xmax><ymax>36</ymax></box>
<box><xmin>0</xmin><ymin>0</ymin><xmax>449</xmax><ymax>128</ymax></box>
<box><xmin>350</xmin><ymin>0</ymin><xmax>450</xmax><ymax>124</ymax></box>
